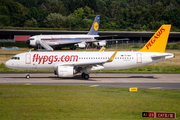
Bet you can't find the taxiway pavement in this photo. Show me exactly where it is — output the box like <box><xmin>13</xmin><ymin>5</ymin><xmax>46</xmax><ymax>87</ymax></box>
<box><xmin>0</xmin><ymin>73</ymin><xmax>180</xmax><ymax>90</ymax></box>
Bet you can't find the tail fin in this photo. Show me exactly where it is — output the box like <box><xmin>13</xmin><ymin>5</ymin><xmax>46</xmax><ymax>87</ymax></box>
<box><xmin>87</xmin><ymin>15</ymin><xmax>100</xmax><ymax>35</ymax></box>
<box><xmin>138</xmin><ymin>24</ymin><xmax>171</xmax><ymax>53</ymax></box>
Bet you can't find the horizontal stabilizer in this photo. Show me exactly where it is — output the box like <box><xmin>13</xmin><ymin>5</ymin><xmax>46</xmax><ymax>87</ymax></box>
<box><xmin>151</xmin><ymin>53</ymin><xmax>174</xmax><ymax>59</ymax></box>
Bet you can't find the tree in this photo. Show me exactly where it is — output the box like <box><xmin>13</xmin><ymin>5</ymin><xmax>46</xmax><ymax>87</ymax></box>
<box><xmin>69</xmin><ymin>7</ymin><xmax>85</xmax><ymax>19</ymax></box>
<box><xmin>82</xmin><ymin>18</ymin><xmax>93</xmax><ymax>28</ymax></box>
<box><xmin>129</xmin><ymin>6</ymin><xmax>148</xmax><ymax>26</ymax></box>
<box><xmin>147</xmin><ymin>20</ymin><xmax>165</xmax><ymax>30</ymax></box>
<box><xmin>0</xmin><ymin>6</ymin><xmax>9</xmax><ymax>15</ymax></box>
<box><xmin>44</xmin><ymin>13</ymin><xmax>66</xmax><ymax>28</ymax></box>
<box><xmin>108</xmin><ymin>1</ymin><xmax>121</xmax><ymax>21</ymax></box>
<box><xmin>46</xmin><ymin>1</ymin><xmax>66</xmax><ymax>16</ymax></box>
<box><xmin>162</xmin><ymin>7</ymin><xmax>180</xmax><ymax>29</ymax></box>
<box><xmin>22</xmin><ymin>7</ymin><xmax>48</xmax><ymax>27</ymax></box>
<box><xmin>84</xmin><ymin>6</ymin><xmax>94</xmax><ymax>17</ymax></box>
<box><xmin>24</xmin><ymin>18</ymin><xmax>38</xmax><ymax>27</ymax></box>
<box><xmin>148</xmin><ymin>1</ymin><xmax>165</xmax><ymax>22</ymax></box>
<box><xmin>0</xmin><ymin>15</ymin><xmax>10</xmax><ymax>26</ymax></box>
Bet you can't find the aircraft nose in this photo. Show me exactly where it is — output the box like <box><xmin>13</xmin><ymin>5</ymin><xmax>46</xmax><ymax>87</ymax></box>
<box><xmin>5</xmin><ymin>61</ymin><xmax>10</xmax><ymax>68</ymax></box>
<box><xmin>26</xmin><ymin>40</ymin><xmax>30</xmax><ymax>45</ymax></box>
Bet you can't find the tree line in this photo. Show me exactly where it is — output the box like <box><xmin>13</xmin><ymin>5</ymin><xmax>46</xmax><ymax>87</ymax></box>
<box><xmin>0</xmin><ymin>0</ymin><xmax>180</xmax><ymax>31</ymax></box>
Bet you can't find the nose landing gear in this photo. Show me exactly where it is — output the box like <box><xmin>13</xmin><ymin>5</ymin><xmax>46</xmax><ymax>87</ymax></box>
<box><xmin>26</xmin><ymin>71</ymin><xmax>30</xmax><ymax>79</ymax></box>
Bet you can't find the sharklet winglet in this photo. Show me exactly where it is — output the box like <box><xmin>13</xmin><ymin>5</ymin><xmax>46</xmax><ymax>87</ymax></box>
<box><xmin>99</xmin><ymin>46</ymin><xmax>104</xmax><ymax>52</ymax></box>
<box><xmin>107</xmin><ymin>51</ymin><xmax>117</xmax><ymax>62</ymax></box>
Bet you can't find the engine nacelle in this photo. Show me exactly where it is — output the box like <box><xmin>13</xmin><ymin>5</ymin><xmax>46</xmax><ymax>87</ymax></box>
<box><xmin>93</xmin><ymin>40</ymin><xmax>106</xmax><ymax>46</ymax></box>
<box><xmin>75</xmin><ymin>43</ymin><xmax>86</xmax><ymax>48</ymax></box>
<box><xmin>56</xmin><ymin>66</ymin><xmax>74</xmax><ymax>77</ymax></box>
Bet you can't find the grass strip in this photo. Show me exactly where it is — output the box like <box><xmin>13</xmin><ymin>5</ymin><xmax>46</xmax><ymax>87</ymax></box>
<box><xmin>1</xmin><ymin>64</ymin><xmax>180</xmax><ymax>73</ymax></box>
<box><xmin>0</xmin><ymin>85</ymin><xmax>179</xmax><ymax>120</ymax></box>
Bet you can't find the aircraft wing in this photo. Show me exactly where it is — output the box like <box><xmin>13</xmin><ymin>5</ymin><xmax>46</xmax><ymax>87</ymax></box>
<box><xmin>101</xmin><ymin>38</ymin><xmax>129</xmax><ymax>42</ymax></box>
<box><xmin>51</xmin><ymin>38</ymin><xmax>129</xmax><ymax>47</ymax></box>
<box><xmin>62</xmin><ymin>51</ymin><xmax>117</xmax><ymax>67</ymax></box>
<box><xmin>84</xmin><ymin>38</ymin><xmax>129</xmax><ymax>43</ymax></box>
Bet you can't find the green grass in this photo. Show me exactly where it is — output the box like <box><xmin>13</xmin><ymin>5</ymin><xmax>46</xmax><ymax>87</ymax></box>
<box><xmin>1</xmin><ymin>63</ymin><xmax>180</xmax><ymax>73</ymax></box>
<box><xmin>93</xmin><ymin>65</ymin><xmax>180</xmax><ymax>73</ymax></box>
<box><xmin>0</xmin><ymin>85</ymin><xmax>179</xmax><ymax>119</ymax></box>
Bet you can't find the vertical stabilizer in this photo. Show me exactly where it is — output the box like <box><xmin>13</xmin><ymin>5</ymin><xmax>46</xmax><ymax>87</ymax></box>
<box><xmin>138</xmin><ymin>25</ymin><xmax>171</xmax><ymax>53</ymax></box>
<box><xmin>88</xmin><ymin>15</ymin><xmax>100</xmax><ymax>35</ymax></box>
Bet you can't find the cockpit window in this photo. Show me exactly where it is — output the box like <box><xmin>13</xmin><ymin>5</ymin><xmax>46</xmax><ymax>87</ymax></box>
<box><xmin>29</xmin><ymin>38</ymin><xmax>34</xmax><ymax>40</ymax></box>
<box><xmin>11</xmin><ymin>57</ymin><xmax>20</xmax><ymax>60</ymax></box>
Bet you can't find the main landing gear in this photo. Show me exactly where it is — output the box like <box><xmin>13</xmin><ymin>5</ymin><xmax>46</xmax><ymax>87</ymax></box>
<box><xmin>81</xmin><ymin>72</ymin><xmax>89</xmax><ymax>80</ymax></box>
<box><xmin>26</xmin><ymin>71</ymin><xmax>30</xmax><ymax>79</ymax></box>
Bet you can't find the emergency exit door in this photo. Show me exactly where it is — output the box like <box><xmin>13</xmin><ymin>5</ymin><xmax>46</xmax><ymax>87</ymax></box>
<box><xmin>136</xmin><ymin>53</ymin><xmax>142</xmax><ymax>63</ymax></box>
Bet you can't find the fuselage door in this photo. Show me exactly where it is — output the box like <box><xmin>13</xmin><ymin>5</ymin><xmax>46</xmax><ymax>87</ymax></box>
<box><xmin>25</xmin><ymin>54</ymin><xmax>31</xmax><ymax>64</ymax></box>
<box><xmin>136</xmin><ymin>53</ymin><xmax>142</xmax><ymax>63</ymax></box>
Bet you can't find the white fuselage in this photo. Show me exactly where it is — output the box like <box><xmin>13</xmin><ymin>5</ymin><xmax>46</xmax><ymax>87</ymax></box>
<box><xmin>28</xmin><ymin>35</ymin><xmax>99</xmax><ymax>47</ymax></box>
<box><xmin>5</xmin><ymin>51</ymin><xmax>174</xmax><ymax>71</ymax></box>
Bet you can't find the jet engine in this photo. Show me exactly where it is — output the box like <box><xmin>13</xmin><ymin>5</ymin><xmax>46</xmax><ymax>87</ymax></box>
<box><xmin>56</xmin><ymin>66</ymin><xmax>76</xmax><ymax>77</ymax></box>
<box><xmin>93</xmin><ymin>40</ymin><xmax>106</xmax><ymax>46</ymax></box>
<box><xmin>75</xmin><ymin>42</ymin><xmax>86</xmax><ymax>48</ymax></box>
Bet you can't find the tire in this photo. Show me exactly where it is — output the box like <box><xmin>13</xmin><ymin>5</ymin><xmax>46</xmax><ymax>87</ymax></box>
<box><xmin>81</xmin><ymin>73</ymin><xmax>85</xmax><ymax>78</ymax></box>
<box><xmin>26</xmin><ymin>75</ymin><xmax>30</xmax><ymax>79</ymax></box>
<box><xmin>84</xmin><ymin>74</ymin><xmax>89</xmax><ymax>80</ymax></box>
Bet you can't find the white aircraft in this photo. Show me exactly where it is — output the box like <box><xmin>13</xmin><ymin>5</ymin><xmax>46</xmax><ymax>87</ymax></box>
<box><xmin>6</xmin><ymin>25</ymin><xmax>174</xmax><ymax>79</ymax></box>
<box><xmin>26</xmin><ymin>15</ymin><xmax>128</xmax><ymax>50</ymax></box>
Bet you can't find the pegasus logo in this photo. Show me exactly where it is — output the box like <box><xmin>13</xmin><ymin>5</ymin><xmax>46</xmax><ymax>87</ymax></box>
<box><xmin>146</xmin><ymin>27</ymin><xmax>165</xmax><ymax>50</ymax></box>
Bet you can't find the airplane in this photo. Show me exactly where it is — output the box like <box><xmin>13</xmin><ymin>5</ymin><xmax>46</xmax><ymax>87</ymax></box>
<box><xmin>26</xmin><ymin>15</ymin><xmax>128</xmax><ymax>51</ymax></box>
<box><xmin>6</xmin><ymin>25</ymin><xmax>174</xmax><ymax>80</ymax></box>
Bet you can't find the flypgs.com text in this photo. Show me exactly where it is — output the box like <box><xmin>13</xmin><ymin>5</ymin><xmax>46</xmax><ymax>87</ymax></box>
<box><xmin>32</xmin><ymin>54</ymin><xmax>78</xmax><ymax>64</ymax></box>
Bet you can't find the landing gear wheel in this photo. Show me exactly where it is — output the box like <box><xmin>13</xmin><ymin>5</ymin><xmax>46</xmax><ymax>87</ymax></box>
<box><xmin>84</xmin><ymin>74</ymin><xmax>89</xmax><ymax>80</ymax></box>
<box><xmin>26</xmin><ymin>75</ymin><xmax>30</xmax><ymax>79</ymax></box>
<box><xmin>81</xmin><ymin>73</ymin><xmax>85</xmax><ymax>78</ymax></box>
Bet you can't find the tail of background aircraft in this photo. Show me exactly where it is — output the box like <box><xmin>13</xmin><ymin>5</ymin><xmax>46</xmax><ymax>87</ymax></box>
<box><xmin>138</xmin><ymin>24</ymin><xmax>171</xmax><ymax>53</ymax></box>
<box><xmin>87</xmin><ymin>15</ymin><xmax>100</xmax><ymax>35</ymax></box>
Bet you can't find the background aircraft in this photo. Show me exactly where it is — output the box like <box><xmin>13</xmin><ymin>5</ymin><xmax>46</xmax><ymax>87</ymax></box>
<box><xmin>26</xmin><ymin>15</ymin><xmax>128</xmax><ymax>51</ymax></box>
<box><xmin>6</xmin><ymin>25</ymin><xmax>174</xmax><ymax>79</ymax></box>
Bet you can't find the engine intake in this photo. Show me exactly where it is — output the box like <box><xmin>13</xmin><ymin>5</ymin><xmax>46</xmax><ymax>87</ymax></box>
<box><xmin>93</xmin><ymin>40</ymin><xmax>106</xmax><ymax>46</ymax></box>
<box><xmin>75</xmin><ymin>43</ymin><xmax>86</xmax><ymax>48</ymax></box>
